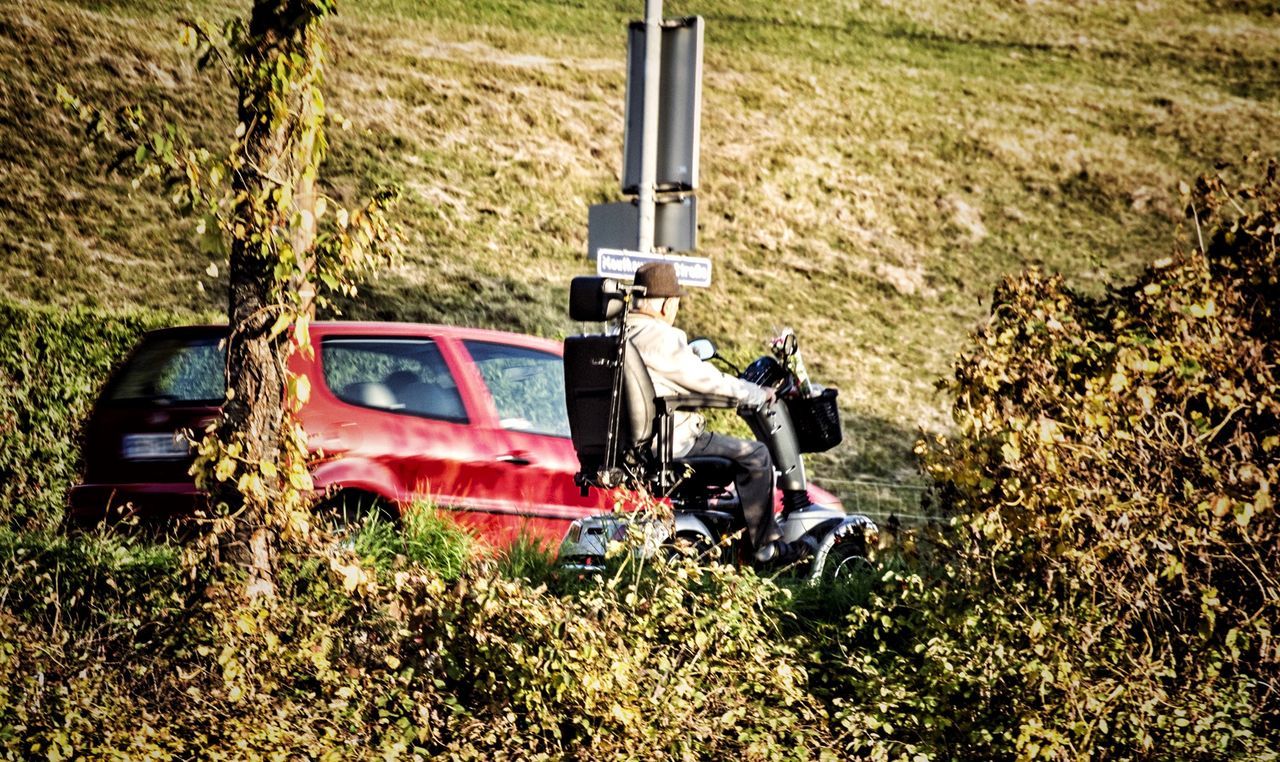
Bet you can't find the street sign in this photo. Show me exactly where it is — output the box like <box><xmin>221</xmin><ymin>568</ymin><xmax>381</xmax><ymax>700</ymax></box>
<box><xmin>596</xmin><ymin>248</ymin><xmax>712</xmax><ymax>288</ymax></box>
<box><xmin>622</xmin><ymin>16</ymin><xmax>703</xmax><ymax>195</ymax></box>
<box><xmin>588</xmin><ymin>196</ymin><xmax>696</xmax><ymax>257</ymax></box>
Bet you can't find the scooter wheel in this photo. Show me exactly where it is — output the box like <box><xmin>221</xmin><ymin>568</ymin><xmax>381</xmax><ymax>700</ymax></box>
<box><xmin>819</xmin><ymin>537</ymin><xmax>872</xmax><ymax>582</ymax></box>
<box><xmin>663</xmin><ymin>530</ymin><xmax>718</xmax><ymax>563</ymax></box>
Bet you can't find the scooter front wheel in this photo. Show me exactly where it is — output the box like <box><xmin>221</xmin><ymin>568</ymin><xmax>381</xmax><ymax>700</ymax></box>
<box><xmin>814</xmin><ymin>536</ymin><xmax>872</xmax><ymax>583</ymax></box>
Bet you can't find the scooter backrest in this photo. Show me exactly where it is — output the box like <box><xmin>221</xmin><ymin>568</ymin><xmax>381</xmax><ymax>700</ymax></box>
<box><xmin>562</xmin><ymin>334</ymin><xmax>657</xmax><ymax>479</ymax></box>
<box><xmin>620</xmin><ymin>339</ymin><xmax>657</xmax><ymax>448</ymax></box>
<box><xmin>569</xmin><ymin>276</ymin><xmax>626</xmax><ymax>322</ymax></box>
<box><xmin>563</xmin><ymin>334</ymin><xmax>620</xmax><ymax>475</ymax></box>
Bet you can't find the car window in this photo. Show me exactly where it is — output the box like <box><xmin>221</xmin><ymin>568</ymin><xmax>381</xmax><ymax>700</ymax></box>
<box><xmin>107</xmin><ymin>335</ymin><xmax>225</xmax><ymax>404</ymax></box>
<box><xmin>321</xmin><ymin>338</ymin><xmax>467</xmax><ymax>422</ymax></box>
<box><xmin>464</xmin><ymin>341</ymin><xmax>569</xmax><ymax>438</ymax></box>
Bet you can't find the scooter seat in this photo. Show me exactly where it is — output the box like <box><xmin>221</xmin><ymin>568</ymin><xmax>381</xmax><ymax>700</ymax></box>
<box><xmin>670</xmin><ymin>455</ymin><xmax>738</xmax><ymax>489</ymax></box>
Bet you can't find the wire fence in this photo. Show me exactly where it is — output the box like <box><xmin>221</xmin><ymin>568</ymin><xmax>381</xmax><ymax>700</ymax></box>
<box><xmin>812</xmin><ymin>476</ymin><xmax>937</xmax><ymax>524</ymax></box>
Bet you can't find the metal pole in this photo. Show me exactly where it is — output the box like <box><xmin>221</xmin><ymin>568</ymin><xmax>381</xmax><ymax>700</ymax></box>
<box><xmin>638</xmin><ymin>0</ymin><xmax>662</xmax><ymax>253</ymax></box>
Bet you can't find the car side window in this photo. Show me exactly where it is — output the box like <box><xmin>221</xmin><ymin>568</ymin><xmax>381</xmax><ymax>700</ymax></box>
<box><xmin>321</xmin><ymin>338</ymin><xmax>467</xmax><ymax>422</ymax></box>
<box><xmin>463</xmin><ymin>341</ymin><xmax>569</xmax><ymax>438</ymax></box>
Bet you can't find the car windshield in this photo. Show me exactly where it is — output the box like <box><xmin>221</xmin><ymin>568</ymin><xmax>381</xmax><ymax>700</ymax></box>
<box><xmin>464</xmin><ymin>340</ymin><xmax>569</xmax><ymax>438</ymax></box>
<box><xmin>106</xmin><ymin>334</ymin><xmax>225</xmax><ymax>404</ymax></box>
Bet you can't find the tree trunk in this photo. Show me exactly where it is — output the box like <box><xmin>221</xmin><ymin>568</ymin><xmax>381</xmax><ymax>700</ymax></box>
<box><xmin>213</xmin><ymin>0</ymin><xmax>323</xmax><ymax>599</ymax></box>
<box><xmin>217</xmin><ymin>239</ymin><xmax>286</xmax><ymax>600</ymax></box>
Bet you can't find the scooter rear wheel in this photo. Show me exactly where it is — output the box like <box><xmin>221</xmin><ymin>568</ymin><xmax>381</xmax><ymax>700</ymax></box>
<box><xmin>663</xmin><ymin>530</ymin><xmax>720</xmax><ymax>563</ymax></box>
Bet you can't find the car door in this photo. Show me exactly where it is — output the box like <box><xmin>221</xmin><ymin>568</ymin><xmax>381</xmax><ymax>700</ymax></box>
<box><xmin>313</xmin><ymin>334</ymin><xmax>503</xmax><ymax>509</ymax></box>
<box><xmin>457</xmin><ymin>338</ymin><xmax>608</xmax><ymax>545</ymax></box>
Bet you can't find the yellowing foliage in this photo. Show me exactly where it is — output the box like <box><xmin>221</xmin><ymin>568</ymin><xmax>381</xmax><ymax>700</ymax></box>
<box><xmin>817</xmin><ymin>160</ymin><xmax>1280</xmax><ymax>759</ymax></box>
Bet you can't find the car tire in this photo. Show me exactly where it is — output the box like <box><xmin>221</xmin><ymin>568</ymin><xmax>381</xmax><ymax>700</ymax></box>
<box><xmin>314</xmin><ymin>490</ymin><xmax>398</xmax><ymax>547</ymax></box>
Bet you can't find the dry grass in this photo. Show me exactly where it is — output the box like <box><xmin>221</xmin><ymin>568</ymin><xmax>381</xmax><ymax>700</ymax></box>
<box><xmin>3</xmin><ymin>0</ymin><xmax>1279</xmax><ymax>482</ymax></box>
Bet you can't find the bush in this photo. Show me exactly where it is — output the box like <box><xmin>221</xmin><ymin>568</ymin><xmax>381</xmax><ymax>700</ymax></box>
<box><xmin>0</xmin><ymin>301</ymin><xmax>179</xmax><ymax>530</ymax></box>
<box><xmin>394</xmin><ymin>557</ymin><xmax>834</xmax><ymax>759</ymax></box>
<box><xmin>808</xmin><ymin>162</ymin><xmax>1280</xmax><ymax>759</ymax></box>
<box><xmin>0</xmin><ymin>527</ymin><xmax>188</xmax><ymax>759</ymax></box>
<box><xmin>1</xmin><ymin>508</ymin><xmax>839</xmax><ymax>759</ymax></box>
<box><xmin>0</xmin><ymin>526</ymin><xmax>183</xmax><ymax>644</ymax></box>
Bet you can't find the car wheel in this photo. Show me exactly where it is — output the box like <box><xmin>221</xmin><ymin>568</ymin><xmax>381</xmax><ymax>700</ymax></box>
<box><xmin>314</xmin><ymin>491</ymin><xmax>398</xmax><ymax>548</ymax></box>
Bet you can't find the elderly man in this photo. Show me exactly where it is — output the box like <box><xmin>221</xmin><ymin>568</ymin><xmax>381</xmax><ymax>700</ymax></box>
<box><xmin>626</xmin><ymin>261</ymin><xmax>812</xmax><ymax>566</ymax></box>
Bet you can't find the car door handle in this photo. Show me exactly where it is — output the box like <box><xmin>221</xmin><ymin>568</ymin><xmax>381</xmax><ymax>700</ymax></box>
<box><xmin>496</xmin><ymin>452</ymin><xmax>532</xmax><ymax>466</ymax></box>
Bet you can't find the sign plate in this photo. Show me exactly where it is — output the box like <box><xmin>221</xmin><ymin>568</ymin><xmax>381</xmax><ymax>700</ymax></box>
<box><xmin>623</xmin><ymin>17</ymin><xmax>704</xmax><ymax>194</ymax></box>
<box><xmin>595</xmin><ymin>249</ymin><xmax>712</xmax><ymax>288</ymax></box>
<box><xmin>588</xmin><ymin>197</ymin><xmax>697</xmax><ymax>258</ymax></box>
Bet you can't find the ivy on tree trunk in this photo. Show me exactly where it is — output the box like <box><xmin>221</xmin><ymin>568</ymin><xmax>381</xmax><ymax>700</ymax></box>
<box><xmin>212</xmin><ymin>1</ymin><xmax>330</xmax><ymax>599</ymax></box>
<box><xmin>60</xmin><ymin>0</ymin><xmax>398</xmax><ymax>600</ymax></box>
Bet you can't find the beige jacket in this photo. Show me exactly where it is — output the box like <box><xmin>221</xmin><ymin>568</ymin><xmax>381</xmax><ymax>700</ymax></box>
<box><xmin>626</xmin><ymin>313</ymin><xmax>769</xmax><ymax>457</ymax></box>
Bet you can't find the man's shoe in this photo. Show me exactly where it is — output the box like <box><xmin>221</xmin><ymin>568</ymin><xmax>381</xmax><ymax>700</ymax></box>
<box><xmin>754</xmin><ymin>536</ymin><xmax>818</xmax><ymax>568</ymax></box>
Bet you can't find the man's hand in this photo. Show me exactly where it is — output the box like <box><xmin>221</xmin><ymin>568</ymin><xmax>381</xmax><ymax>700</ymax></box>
<box><xmin>761</xmin><ymin>386</ymin><xmax>777</xmax><ymax>406</ymax></box>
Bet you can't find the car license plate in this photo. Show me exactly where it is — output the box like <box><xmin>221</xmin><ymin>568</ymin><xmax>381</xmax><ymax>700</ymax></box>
<box><xmin>121</xmin><ymin>433</ymin><xmax>189</xmax><ymax>460</ymax></box>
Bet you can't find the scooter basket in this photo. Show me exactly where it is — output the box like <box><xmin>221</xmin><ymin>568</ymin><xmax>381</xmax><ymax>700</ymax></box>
<box><xmin>787</xmin><ymin>388</ymin><xmax>842</xmax><ymax>453</ymax></box>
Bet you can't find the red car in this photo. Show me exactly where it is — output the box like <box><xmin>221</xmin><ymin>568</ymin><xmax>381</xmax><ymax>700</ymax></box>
<box><xmin>70</xmin><ymin>322</ymin><xmax>843</xmax><ymax>547</ymax></box>
<box><xmin>71</xmin><ymin>322</ymin><xmax>614</xmax><ymax>546</ymax></box>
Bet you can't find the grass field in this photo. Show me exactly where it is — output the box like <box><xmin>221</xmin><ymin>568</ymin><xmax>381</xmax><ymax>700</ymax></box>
<box><xmin>3</xmin><ymin>0</ymin><xmax>1278</xmax><ymax>483</ymax></box>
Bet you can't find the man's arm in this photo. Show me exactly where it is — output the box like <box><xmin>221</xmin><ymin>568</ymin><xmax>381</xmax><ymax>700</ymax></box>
<box><xmin>645</xmin><ymin>329</ymin><xmax>770</xmax><ymax>407</ymax></box>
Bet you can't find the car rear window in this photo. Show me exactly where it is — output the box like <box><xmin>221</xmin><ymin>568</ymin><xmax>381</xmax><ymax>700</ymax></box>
<box><xmin>321</xmin><ymin>338</ymin><xmax>467</xmax><ymax>422</ymax></box>
<box><xmin>106</xmin><ymin>335</ymin><xmax>225</xmax><ymax>404</ymax></box>
<box><xmin>464</xmin><ymin>340</ymin><xmax>569</xmax><ymax>438</ymax></box>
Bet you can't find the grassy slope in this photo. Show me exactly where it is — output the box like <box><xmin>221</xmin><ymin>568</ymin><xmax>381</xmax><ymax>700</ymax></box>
<box><xmin>2</xmin><ymin>0</ymin><xmax>1278</xmax><ymax>484</ymax></box>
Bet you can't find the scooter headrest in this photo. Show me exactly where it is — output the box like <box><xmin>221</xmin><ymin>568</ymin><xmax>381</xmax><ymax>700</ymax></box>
<box><xmin>569</xmin><ymin>276</ymin><xmax>627</xmax><ymax>322</ymax></box>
